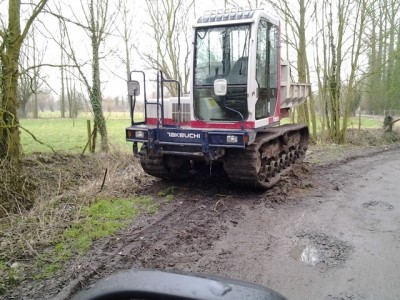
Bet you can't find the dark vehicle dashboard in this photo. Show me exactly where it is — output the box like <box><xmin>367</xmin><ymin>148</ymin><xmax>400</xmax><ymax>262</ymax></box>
<box><xmin>71</xmin><ymin>269</ymin><xmax>287</xmax><ymax>300</ymax></box>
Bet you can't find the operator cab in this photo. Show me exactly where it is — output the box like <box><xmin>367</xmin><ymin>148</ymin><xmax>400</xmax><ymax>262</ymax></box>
<box><xmin>192</xmin><ymin>9</ymin><xmax>280</xmax><ymax>126</ymax></box>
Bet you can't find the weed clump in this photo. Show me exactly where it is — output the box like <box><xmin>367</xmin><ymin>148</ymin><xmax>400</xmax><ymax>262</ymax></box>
<box><xmin>345</xmin><ymin>128</ymin><xmax>400</xmax><ymax>145</ymax></box>
<box><xmin>0</xmin><ymin>161</ymin><xmax>36</xmax><ymax>216</ymax></box>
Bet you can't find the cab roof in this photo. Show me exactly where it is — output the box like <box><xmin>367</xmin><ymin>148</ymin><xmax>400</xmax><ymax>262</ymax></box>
<box><xmin>195</xmin><ymin>8</ymin><xmax>279</xmax><ymax>28</ymax></box>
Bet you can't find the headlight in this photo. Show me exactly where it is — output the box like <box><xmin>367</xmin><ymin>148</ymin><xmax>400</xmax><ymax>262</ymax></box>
<box><xmin>226</xmin><ymin>135</ymin><xmax>238</xmax><ymax>143</ymax></box>
<box><xmin>135</xmin><ymin>131</ymin><xmax>145</xmax><ymax>138</ymax></box>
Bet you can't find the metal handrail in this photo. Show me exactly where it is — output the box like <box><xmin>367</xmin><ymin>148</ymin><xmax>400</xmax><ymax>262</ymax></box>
<box><xmin>158</xmin><ymin>71</ymin><xmax>182</xmax><ymax>128</ymax></box>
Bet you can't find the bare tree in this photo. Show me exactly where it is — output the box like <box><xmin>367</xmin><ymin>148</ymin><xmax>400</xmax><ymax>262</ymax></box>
<box><xmin>364</xmin><ymin>0</ymin><xmax>400</xmax><ymax>114</ymax></box>
<box><xmin>138</xmin><ymin>0</ymin><xmax>194</xmax><ymax>96</ymax></box>
<box><xmin>66</xmin><ymin>65</ymin><xmax>80</xmax><ymax>118</ymax></box>
<box><xmin>18</xmin><ymin>53</ymin><xmax>34</xmax><ymax>118</ymax></box>
<box><xmin>0</xmin><ymin>0</ymin><xmax>48</xmax><ymax>166</ymax></box>
<box><xmin>116</xmin><ymin>0</ymin><xmax>136</xmax><ymax>79</ymax></box>
<box><xmin>17</xmin><ymin>39</ymin><xmax>46</xmax><ymax>120</ymax></box>
<box><xmin>339</xmin><ymin>0</ymin><xmax>368</xmax><ymax>138</ymax></box>
<box><xmin>50</xmin><ymin>0</ymin><xmax>121</xmax><ymax>152</ymax></box>
<box><xmin>59</xmin><ymin>18</ymin><xmax>67</xmax><ymax>118</ymax></box>
<box><xmin>263</xmin><ymin>0</ymin><xmax>318</xmax><ymax>140</ymax></box>
<box><xmin>314</xmin><ymin>0</ymin><xmax>369</xmax><ymax>143</ymax></box>
<box><xmin>30</xmin><ymin>25</ymin><xmax>44</xmax><ymax>118</ymax></box>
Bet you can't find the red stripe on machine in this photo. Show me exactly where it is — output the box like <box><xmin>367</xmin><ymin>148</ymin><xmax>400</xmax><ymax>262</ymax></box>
<box><xmin>146</xmin><ymin>118</ymin><xmax>255</xmax><ymax>129</ymax></box>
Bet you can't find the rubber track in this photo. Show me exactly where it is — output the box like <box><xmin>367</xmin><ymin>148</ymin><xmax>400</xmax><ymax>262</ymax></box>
<box><xmin>139</xmin><ymin>147</ymin><xmax>192</xmax><ymax>180</ymax></box>
<box><xmin>140</xmin><ymin>154</ymin><xmax>170</xmax><ymax>178</ymax></box>
<box><xmin>223</xmin><ymin>124</ymin><xmax>309</xmax><ymax>189</ymax></box>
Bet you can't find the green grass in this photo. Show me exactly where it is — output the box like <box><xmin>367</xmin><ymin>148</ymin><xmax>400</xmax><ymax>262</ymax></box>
<box><xmin>282</xmin><ymin>116</ymin><xmax>383</xmax><ymax>130</ymax></box>
<box><xmin>33</xmin><ymin>111</ymin><xmax>132</xmax><ymax>119</ymax></box>
<box><xmin>157</xmin><ymin>186</ymin><xmax>176</xmax><ymax>202</ymax></box>
<box><xmin>20</xmin><ymin>115</ymin><xmax>132</xmax><ymax>154</ymax></box>
<box><xmin>33</xmin><ymin>195</ymin><xmax>158</xmax><ymax>279</ymax></box>
<box><xmin>0</xmin><ymin>261</ymin><xmax>20</xmax><ymax>294</ymax></box>
<box><xmin>347</xmin><ymin>117</ymin><xmax>382</xmax><ymax>128</ymax></box>
<box><xmin>55</xmin><ymin>196</ymin><xmax>157</xmax><ymax>259</ymax></box>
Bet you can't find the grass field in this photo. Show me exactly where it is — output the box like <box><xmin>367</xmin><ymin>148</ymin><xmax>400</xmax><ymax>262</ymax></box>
<box><xmin>347</xmin><ymin>116</ymin><xmax>383</xmax><ymax>128</ymax></box>
<box><xmin>281</xmin><ymin>116</ymin><xmax>383</xmax><ymax>134</ymax></box>
<box><xmin>20</xmin><ymin>113</ymin><xmax>385</xmax><ymax>154</ymax></box>
<box><xmin>21</xmin><ymin>114</ymin><xmax>132</xmax><ymax>154</ymax></box>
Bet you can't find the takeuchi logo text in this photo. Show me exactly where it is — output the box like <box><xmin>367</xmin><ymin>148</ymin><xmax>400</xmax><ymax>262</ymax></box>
<box><xmin>167</xmin><ymin>132</ymin><xmax>201</xmax><ymax>139</ymax></box>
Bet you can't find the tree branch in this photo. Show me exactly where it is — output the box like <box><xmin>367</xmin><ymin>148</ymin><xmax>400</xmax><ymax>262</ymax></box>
<box><xmin>44</xmin><ymin>10</ymin><xmax>90</xmax><ymax>31</ymax></box>
<box><xmin>20</xmin><ymin>0</ymin><xmax>50</xmax><ymax>43</ymax></box>
<box><xmin>19</xmin><ymin>125</ymin><xmax>56</xmax><ymax>153</ymax></box>
<box><xmin>20</xmin><ymin>63</ymin><xmax>77</xmax><ymax>75</ymax></box>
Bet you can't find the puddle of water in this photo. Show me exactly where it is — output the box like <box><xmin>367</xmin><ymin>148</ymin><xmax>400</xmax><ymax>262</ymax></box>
<box><xmin>290</xmin><ymin>245</ymin><xmax>320</xmax><ymax>266</ymax></box>
<box><xmin>300</xmin><ymin>246</ymin><xmax>319</xmax><ymax>265</ymax></box>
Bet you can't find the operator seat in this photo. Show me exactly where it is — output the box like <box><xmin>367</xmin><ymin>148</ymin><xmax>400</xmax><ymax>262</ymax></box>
<box><xmin>228</xmin><ymin>57</ymin><xmax>248</xmax><ymax>85</ymax></box>
<box><xmin>222</xmin><ymin>56</ymin><xmax>248</xmax><ymax>120</ymax></box>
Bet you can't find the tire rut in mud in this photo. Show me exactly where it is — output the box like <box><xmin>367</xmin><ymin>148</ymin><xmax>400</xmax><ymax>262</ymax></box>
<box><xmin>20</xmin><ymin>182</ymin><xmax>247</xmax><ymax>299</ymax></box>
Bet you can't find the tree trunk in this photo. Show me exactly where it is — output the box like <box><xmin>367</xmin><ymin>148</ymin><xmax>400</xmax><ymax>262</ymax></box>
<box><xmin>33</xmin><ymin>92</ymin><xmax>38</xmax><ymax>118</ymax></box>
<box><xmin>60</xmin><ymin>21</ymin><xmax>66</xmax><ymax>118</ymax></box>
<box><xmin>0</xmin><ymin>1</ymin><xmax>23</xmax><ymax>166</ymax></box>
<box><xmin>1</xmin><ymin>58</ymin><xmax>21</xmax><ymax>166</ymax></box>
<box><xmin>19</xmin><ymin>102</ymin><xmax>27</xmax><ymax>118</ymax></box>
<box><xmin>32</xmin><ymin>26</ymin><xmax>39</xmax><ymax>119</ymax></box>
<box><xmin>60</xmin><ymin>68</ymin><xmax>66</xmax><ymax>118</ymax></box>
<box><xmin>91</xmin><ymin>37</ymin><xmax>108</xmax><ymax>152</ymax></box>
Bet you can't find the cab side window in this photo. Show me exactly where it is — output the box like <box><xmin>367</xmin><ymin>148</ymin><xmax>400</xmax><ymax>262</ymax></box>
<box><xmin>256</xmin><ymin>19</ymin><xmax>278</xmax><ymax>119</ymax></box>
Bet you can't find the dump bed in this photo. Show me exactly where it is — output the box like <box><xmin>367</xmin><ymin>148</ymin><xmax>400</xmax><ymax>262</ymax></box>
<box><xmin>280</xmin><ymin>61</ymin><xmax>310</xmax><ymax>109</ymax></box>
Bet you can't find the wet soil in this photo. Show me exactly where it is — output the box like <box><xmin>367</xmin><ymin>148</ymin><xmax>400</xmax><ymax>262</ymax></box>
<box><xmin>7</xmin><ymin>144</ymin><xmax>400</xmax><ymax>299</ymax></box>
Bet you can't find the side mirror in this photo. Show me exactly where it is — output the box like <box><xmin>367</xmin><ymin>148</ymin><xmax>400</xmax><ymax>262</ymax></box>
<box><xmin>214</xmin><ymin>79</ymin><xmax>227</xmax><ymax>96</ymax></box>
<box><xmin>127</xmin><ymin>80</ymin><xmax>140</xmax><ymax>96</ymax></box>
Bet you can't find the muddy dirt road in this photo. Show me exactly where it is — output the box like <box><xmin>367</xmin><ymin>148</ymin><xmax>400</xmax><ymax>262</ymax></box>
<box><xmin>10</xmin><ymin>147</ymin><xmax>400</xmax><ymax>300</ymax></box>
<box><xmin>187</xmin><ymin>149</ymin><xmax>400</xmax><ymax>300</ymax></box>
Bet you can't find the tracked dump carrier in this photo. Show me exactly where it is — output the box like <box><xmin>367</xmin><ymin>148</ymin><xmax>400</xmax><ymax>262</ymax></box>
<box><xmin>126</xmin><ymin>8</ymin><xmax>309</xmax><ymax>188</ymax></box>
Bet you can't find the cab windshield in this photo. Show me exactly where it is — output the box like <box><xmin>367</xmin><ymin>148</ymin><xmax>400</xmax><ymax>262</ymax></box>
<box><xmin>193</xmin><ymin>25</ymin><xmax>250</xmax><ymax>121</ymax></box>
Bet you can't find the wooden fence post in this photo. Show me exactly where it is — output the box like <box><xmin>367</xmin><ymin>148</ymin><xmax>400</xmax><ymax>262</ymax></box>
<box><xmin>87</xmin><ymin>120</ymin><xmax>92</xmax><ymax>153</ymax></box>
